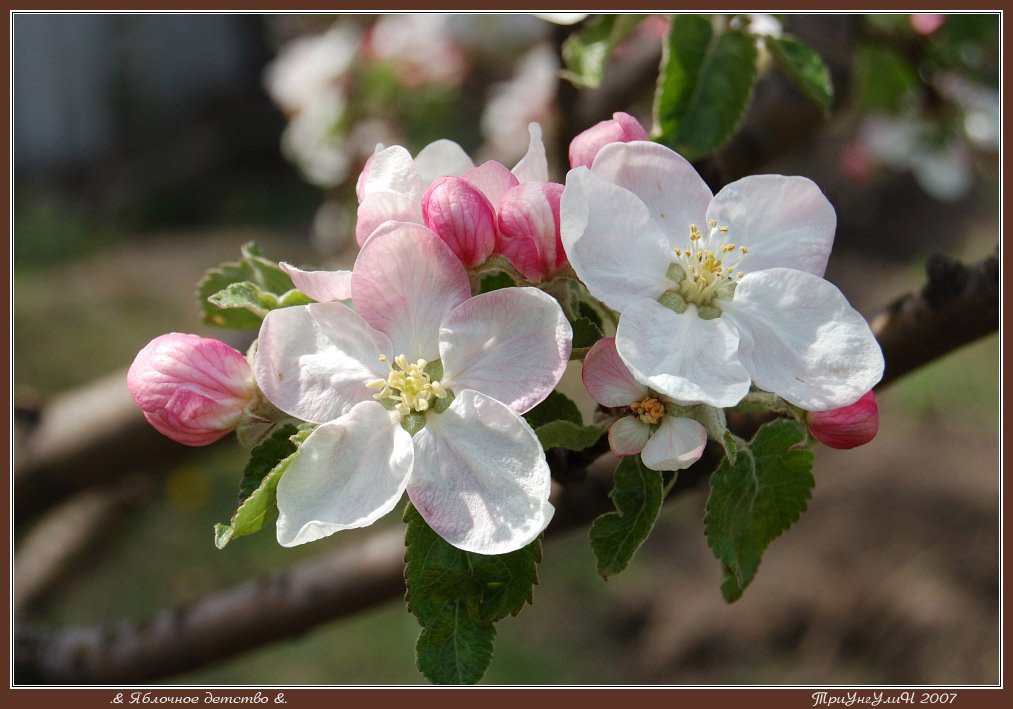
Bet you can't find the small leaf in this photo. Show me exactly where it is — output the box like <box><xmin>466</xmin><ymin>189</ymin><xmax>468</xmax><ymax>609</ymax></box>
<box><xmin>571</xmin><ymin>316</ymin><xmax>605</xmax><ymax>351</ymax></box>
<box><xmin>196</xmin><ymin>241</ymin><xmax>296</xmax><ymax>329</ymax></box>
<box><xmin>765</xmin><ymin>34</ymin><xmax>833</xmax><ymax>112</ymax></box>
<box><xmin>523</xmin><ymin>390</ymin><xmax>583</xmax><ymax>428</ymax></box>
<box><xmin>477</xmin><ymin>271</ymin><xmax>516</xmax><ymax>294</ymax></box>
<box><xmin>704</xmin><ymin>418</ymin><xmax>815</xmax><ymax>602</ymax></box>
<box><xmin>534</xmin><ymin>420</ymin><xmax>605</xmax><ymax>452</ymax></box>
<box><xmin>654</xmin><ymin>15</ymin><xmax>758</xmax><ymax>161</ymax></box>
<box><xmin>561</xmin><ymin>14</ymin><xmax>646</xmax><ymax>89</ymax></box>
<box><xmin>207</xmin><ymin>281</ymin><xmax>279</xmax><ymax>319</ymax></box>
<box><xmin>404</xmin><ymin>504</ymin><xmax>541</xmax><ymax>684</ymax></box>
<box><xmin>589</xmin><ymin>456</ymin><xmax>665</xmax><ymax>578</ymax></box>
<box><xmin>214</xmin><ymin>425</ymin><xmax>312</xmax><ymax>548</ymax></box>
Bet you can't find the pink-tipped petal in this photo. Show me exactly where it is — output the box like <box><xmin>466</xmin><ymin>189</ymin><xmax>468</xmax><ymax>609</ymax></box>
<box><xmin>356</xmin><ymin>144</ymin><xmax>425</xmax><ymax>200</ymax></box>
<box><xmin>351</xmin><ymin>222</ymin><xmax>472</xmax><ymax>361</ymax></box>
<box><xmin>462</xmin><ymin>160</ymin><xmax>520</xmax><ymax>207</ymax></box>
<box><xmin>806</xmin><ymin>390</ymin><xmax>879</xmax><ymax>449</ymax></box>
<box><xmin>608</xmin><ymin>416</ymin><xmax>651</xmax><ymax>456</ymax></box>
<box><xmin>355</xmin><ymin>190</ymin><xmax>423</xmax><ymax>246</ymax></box>
<box><xmin>408</xmin><ymin>390</ymin><xmax>554</xmax><ymax>555</ymax></box>
<box><xmin>581</xmin><ymin>337</ymin><xmax>648</xmax><ymax>408</ymax></box>
<box><xmin>254</xmin><ymin>302</ymin><xmax>392</xmax><ymax>424</ymax></box>
<box><xmin>640</xmin><ymin>416</ymin><xmax>707</xmax><ymax>471</ymax></box>
<box><xmin>422</xmin><ymin>176</ymin><xmax>498</xmax><ymax>268</ymax></box>
<box><xmin>568</xmin><ymin>111</ymin><xmax>649</xmax><ymax>169</ymax></box>
<box><xmin>440</xmin><ymin>287</ymin><xmax>571</xmax><ymax>414</ymax></box>
<box><xmin>127</xmin><ymin>333</ymin><xmax>255</xmax><ymax>446</ymax></box>
<box><xmin>279</xmin><ymin>263</ymin><xmax>353</xmax><ymax>302</ymax></box>
<box><xmin>496</xmin><ymin>182</ymin><xmax>565</xmax><ymax>281</ymax></box>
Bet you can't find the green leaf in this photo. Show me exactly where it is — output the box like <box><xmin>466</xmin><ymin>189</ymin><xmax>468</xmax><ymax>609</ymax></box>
<box><xmin>571</xmin><ymin>316</ymin><xmax>605</xmax><ymax>351</ymax></box>
<box><xmin>207</xmin><ymin>281</ymin><xmax>279</xmax><ymax>320</ymax></box>
<box><xmin>477</xmin><ymin>271</ymin><xmax>516</xmax><ymax>294</ymax></box>
<box><xmin>523</xmin><ymin>390</ymin><xmax>583</xmax><ymax>428</ymax></box>
<box><xmin>704</xmin><ymin>418</ymin><xmax>814</xmax><ymax>602</ymax></box>
<box><xmin>404</xmin><ymin>504</ymin><xmax>542</xmax><ymax>684</ymax></box>
<box><xmin>589</xmin><ymin>456</ymin><xmax>665</xmax><ymax>578</ymax></box>
<box><xmin>765</xmin><ymin>34</ymin><xmax>833</xmax><ymax>112</ymax></box>
<box><xmin>654</xmin><ymin>15</ymin><xmax>758</xmax><ymax>161</ymax></box>
<box><xmin>534</xmin><ymin>420</ymin><xmax>605</xmax><ymax>452</ymax></box>
<box><xmin>214</xmin><ymin>425</ymin><xmax>312</xmax><ymax>548</ymax></box>
<box><xmin>196</xmin><ymin>242</ymin><xmax>296</xmax><ymax>329</ymax></box>
<box><xmin>561</xmin><ymin>14</ymin><xmax>646</xmax><ymax>89</ymax></box>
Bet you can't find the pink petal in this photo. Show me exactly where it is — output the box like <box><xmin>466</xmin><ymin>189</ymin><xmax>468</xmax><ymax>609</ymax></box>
<box><xmin>439</xmin><ymin>287</ymin><xmax>571</xmax><ymax>414</ymax></box>
<box><xmin>356</xmin><ymin>144</ymin><xmax>425</xmax><ymax>200</ymax></box>
<box><xmin>496</xmin><ymin>182</ymin><xmax>565</xmax><ymax>281</ymax></box>
<box><xmin>279</xmin><ymin>263</ymin><xmax>352</xmax><ymax>302</ymax></box>
<box><xmin>127</xmin><ymin>333</ymin><xmax>255</xmax><ymax>446</ymax></box>
<box><xmin>640</xmin><ymin>416</ymin><xmax>707</xmax><ymax>471</ymax></box>
<box><xmin>351</xmin><ymin>222</ymin><xmax>472</xmax><ymax>361</ymax></box>
<box><xmin>807</xmin><ymin>390</ymin><xmax>879</xmax><ymax>449</ymax></box>
<box><xmin>608</xmin><ymin>416</ymin><xmax>651</xmax><ymax>456</ymax></box>
<box><xmin>421</xmin><ymin>176</ymin><xmax>497</xmax><ymax>268</ymax></box>
<box><xmin>569</xmin><ymin>111</ymin><xmax>649</xmax><ymax>169</ymax></box>
<box><xmin>355</xmin><ymin>190</ymin><xmax>423</xmax><ymax>246</ymax></box>
<box><xmin>461</xmin><ymin>160</ymin><xmax>520</xmax><ymax>207</ymax></box>
<box><xmin>581</xmin><ymin>337</ymin><xmax>647</xmax><ymax>408</ymax></box>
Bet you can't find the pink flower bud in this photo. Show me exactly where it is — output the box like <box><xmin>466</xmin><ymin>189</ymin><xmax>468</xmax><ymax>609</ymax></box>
<box><xmin>568</xmin><ymin>112</ymin><xmax>650</xmax><ymax>169</ymax></box>
<box><xmin>127</xmin><ymin>333</ymin><xmax>256</xmax><ymax>446</ymax></box>
<box><xmin>910</xmin><ymin>14</ymin><xmax>945</xmax><ymax>35</ymax></box>
<box><xmin>495</xmin><ymin>181</ymin><xmax>565</xmax><ymax>281</ymax></box>
<box><xmin>807</xmin><ymin>390</ymin><xmax>879</xmax><ymax>449</ymax></box>
<box><xmin>421</xmin><ymin>176</ymin><xmax>497</xmax><ymax>268</ymax></box>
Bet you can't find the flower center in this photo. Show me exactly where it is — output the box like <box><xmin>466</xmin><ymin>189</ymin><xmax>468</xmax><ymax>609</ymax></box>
<box><xmin>630</xmin><ymin>397</ymin><xmax>665</xmax><ymax>425</ymax></box>
<box><xmin>366</xmin><ymin>354</ymin><xmax>447</xmax><ymax>417</ymax></box>
<box><xmin>660</xmin><ymin>220</ymin><xmax>748</xmax><ymax>317</ymax></box>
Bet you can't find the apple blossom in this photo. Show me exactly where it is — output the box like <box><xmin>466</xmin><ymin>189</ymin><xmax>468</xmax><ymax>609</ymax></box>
<box><xmin>583</xmin><ymin>338</ymin><xmax>707</xmax><ymax>471</ymax></box>
<box><xmin>254</xmin><ymin>222</ymin><xmax>572</xmax><ymax>554</ymax></box>
<box><xmin>807</xmin><ymin>390</ymin><xmax>879</xmax><ymax>449</ymax></box>
<box><xmin>561</xmin><ymin>140</ymin><xmax>884</xmax><ymax>412</ymax></box>
<box><xmin>568</xmin><ymin>112</ymin><xmax>650</xmax><ymax>170</ymax></box>
<box><xmin>128</xmin><ymin>333</ymin><xmax>256</xmax><ymax>446</ymax></box>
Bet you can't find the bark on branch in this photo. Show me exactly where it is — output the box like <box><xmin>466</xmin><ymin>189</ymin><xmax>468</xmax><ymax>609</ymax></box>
<box><xmin>14</xmin><ymin>249</ymin><xmax>999</xmax><ymax>684</ymax></box>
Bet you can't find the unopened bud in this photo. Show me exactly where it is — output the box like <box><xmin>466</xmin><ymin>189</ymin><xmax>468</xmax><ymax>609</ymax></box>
<box><xmin>568</xmin><ymin>112</ymin><xmax>650</xmax><ymax>169</ymax></box>
<box><xmin>806</xmin><ymin>390</ymin><xmax>879</xmax><ymax>449</ymax></box>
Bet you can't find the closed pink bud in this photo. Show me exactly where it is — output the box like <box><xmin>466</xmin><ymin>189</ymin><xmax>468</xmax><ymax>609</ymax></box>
<box><xmin>421</xmin><ymin>176</ymin><xmax>497</xmax><ymax>268</ymax></box>
<box><xmin>127</xmin><ymin>333</ymin><xmax>256</xmax><ymax>446</ymax></box>
<box><xmin>568</xmin><ymin>111</ymin><xmax>650</xmax><ymax>169</ymax></box>
<box><xmin>807</xmin><ymin>390</ymin><xmax>879</xmax><ymax>449</ymax></box>
<box><xmin>496</xmin><ymin>182</ymin><xmax>565</xmax><ymax>281</ymax></box>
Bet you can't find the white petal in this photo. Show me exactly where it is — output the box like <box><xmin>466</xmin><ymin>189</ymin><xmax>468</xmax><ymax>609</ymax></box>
<box><xmin>591</xmin><ymin>141</ymin><xmax>712</xmax><ymax>250</ymax></box>
<box><xmin>412</xmin><ymin>139</ymin><xmax>474</xmax><ymax>184</ymax></box>
<box><xmin>352</xmin><ymin>222</ymin><xmax>472</xmax><ymax>361</ymax></box>
<box><xmin>440</xmin><ymin>287</ymin><xmax>571</xmax><ymax>414</ymax></box>
<box><xmin>616</xmin><ymin>298</ymin><xmax>751</xmax><ymax>408</ymax></box>
<box><xmin>706</xmin><ymin>175</ymin><xmax>836</xmax><ymax>277</ymax></box>
<box><xmin>254</xmin><ymin>303</ymin><xmax>391</xmax><ymax>424</ymax></box>
<box><xmin>355</xmin><ymin>191</ymin><xmax>423</xmax><ymax>246</ymax></box>
<box><xmin>640</xmin><ymin>417</ymin><xmax>707</xmax><ymax>471</ymax></box>
<box><xmin>408</xmin><ymin>390</ymin><xmax>554</xmax><ymax>555</ymax></box>
<box><xmin>511</xmin><ymin>122</ymin><xmax>549</xmax><ymax>183</ymax></box>
<box><xmin>560</xmin><ymin>167</ymin><xmax>673</xmax><ymax>312</ymax></box>
<box><xmin>358</xmin><ymin>145</ymin><xmax>425</xmax><ymax>200</ymax></box>
<box><xmin>276</xmin><ymin>401</ymin><xmax>413</xmax><ymax>546</ymax></box>
<box><xmin>279</xmin><ymin>263</ymin><xmax>352</xmax><ymax>302</ymax></box>
<box><xmin>720</xmin><ymin>268</ymin><xmax>885</xmax><ymax>411</ymax></box>
<box><xmin>581</xmin><ymin>337</ymin><xmax>647</xmax><ymax>407</ymax></box>
<box><xmin>608</xmin><ymin>416</ymin><xmax>651</xmax><ymax>456</ymax></box>
<box><xmin>462</xmin><ymin>160</ymin><xmax>519</xmax><ymax>206</ymax></box>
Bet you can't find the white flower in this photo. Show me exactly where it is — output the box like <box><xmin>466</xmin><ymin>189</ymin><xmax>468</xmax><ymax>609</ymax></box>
<box><xmin>560</xmin><ymin>141</ymin><xmax>883</xmax><ymax>411</ymax></box>
<box><xmin>263</xmin><ymin>23</ymin><xmax>360</xmax><ymax>115</ymax></box>
<box><xmin>254</xmin><ymin>222</ymin><xmax>572</xmax><ymax>554</ymax></box>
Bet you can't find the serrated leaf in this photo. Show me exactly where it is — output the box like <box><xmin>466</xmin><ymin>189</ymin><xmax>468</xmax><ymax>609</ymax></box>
<box><xmin>534</xmin><ymin>420</ymin><xmax>605</xmax><ymax>452</ymax></box>
<box><xmin>214</xmin><ymin>425</ymin><xmax>312</xmax><ymax>548</ymax></box>
<box><xmin>523</xmin><ymin>390</ymin><xmax>583</xmax><ymax>428</ymax></box>
<box><xmin>196</xmin><ymin>241</ymin><xmax>295</xmax><ymax>329</ymax></box>
<box><xmin>654</xmin><ymin>16</ymin><xmax>758</xmax><ymax>161</ymax></box>
<box><xmin>561</xmin><ymin>14</ymin><xmax>646</xmax><ymax>89</ymax></box>
<box><xmin>404</xmin><ymin>504</ymin><xmax>541</xmax><ymax>684</ymax></box>
<box><xmin>765</xmin><ymin>34</ymin><xmax>833</xmax><ymax>112</ymax></box>
<box><xmin>589</xmin><ymin>456</ymin><xmax>665</xmax><ymax>578</ymax></box>
<box><xmin>571</xmin><ymin>316</ymin><xmax>605</xmax><ymax>350</ymax></box>
<box><xmin>415</xmin><ymin>604</ymin><xmax>496</xmax><ymax>685</ymax></box>
<box><xmin>704</xmin><ymin>418</ymin><xmax>814</xmax><ymax>602</ymax></box>
<box><xmin>207</xmin><ymin>281</ymin><xmax>279</xmax><ymax>319</ymax></box>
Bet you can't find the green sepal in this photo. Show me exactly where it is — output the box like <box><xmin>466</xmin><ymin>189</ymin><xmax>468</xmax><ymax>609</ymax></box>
<box><xmin>561</xmin><ymin>14</ymin><xmax>646</xmax><ymax>89</ymax></box>
<box><xmin>213</xmin><ymin>424</ymin><xmax>314</xmax><ymax>549</ymax></box>
<box><xmin>654</xmin><ymin>15</ymin><xmax>758</xmax><ymax>161</ymax></box>
<box><xmin>589</xmin><ymin>456</ymin><xmax>666</xmax><ymax>578</ymax></box>
<box><xmin>196</xmin><ymin>242</ymin><xmax>298</xmax><ymax>329</ymax></box>
<box><xmin>764</xmin><ymin>34</ymin><xmax>834</xmax><ymax>113</ymax></box>
<box><xmin>404</xmin><ymin>504</ymin><xmax>542</xmax><ymax>684</ymax></box>
<box><xmin>703</xmin><ymin>419</ymin><xmax>815</xmax><ymax>602</ymax></box>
